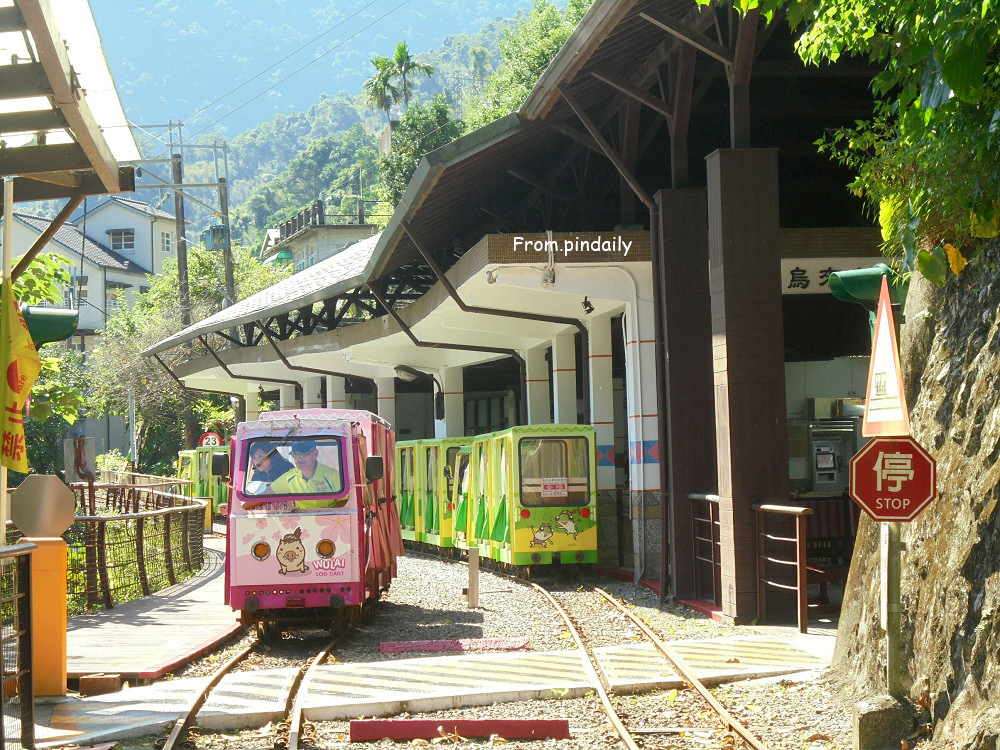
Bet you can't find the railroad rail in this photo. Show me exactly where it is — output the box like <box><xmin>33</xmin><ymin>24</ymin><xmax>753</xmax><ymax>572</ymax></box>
<box><xmin>416</xmin><ymin>548</ymin><xmax>773</xmax><ymax>749</ymax></box>
<box><xmin>157</xmin><ymin>617</ymin><xmax>354</xmax><ymax>750</ymax></box>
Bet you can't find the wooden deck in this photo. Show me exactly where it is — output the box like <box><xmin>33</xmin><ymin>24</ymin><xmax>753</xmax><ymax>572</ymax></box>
<box><xmin>66</xmin><ymin>534</ymin><xmax>241</xmax><ymax>681</ymax></box>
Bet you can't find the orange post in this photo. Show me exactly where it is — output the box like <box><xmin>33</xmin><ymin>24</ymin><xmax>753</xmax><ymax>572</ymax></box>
<box><xmin>29</xmin><ymin>537</ymin><xmax>67</xmax><ymax>697</ymax></box>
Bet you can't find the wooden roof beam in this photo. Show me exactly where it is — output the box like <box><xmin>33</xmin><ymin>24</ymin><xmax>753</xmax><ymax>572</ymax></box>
<box><xmin>590</xmin><ymin>70</ymin><xmax>673</xmax><ymax>122</ymax></box>
<box><xmin>17</xmin><ymin>0</ymin><xmax>123</xmax><ymax>193</ymax></box>
<box><xmin>0</xmin><ymin>62</ymin><xmax>52</xmax><ymax>99</ymax></box>
<box><xmin>0</xmin><ymin>109</ymin><xmax>69</xmax><ymax>134</ymax></box>
<box><xmin>640</xmin><ymin>9</ymin><xmax>734</xmax><ymax>66</ymax></box>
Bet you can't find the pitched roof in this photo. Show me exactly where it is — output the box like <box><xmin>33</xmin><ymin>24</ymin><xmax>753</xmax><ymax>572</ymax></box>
<box><xmin>14</xmin><ymin>213</ymin><xmax>147</xmax><ymax>274</ymax></box>
<box><xmin>83</xmin><ymin>195</ymin><xmax>175</xmax><ymax>222</ymax></box>
<box><xmin>143</xmin><ymin>233</ymin><xmax>381</xmax><ymax>355</ymax></box>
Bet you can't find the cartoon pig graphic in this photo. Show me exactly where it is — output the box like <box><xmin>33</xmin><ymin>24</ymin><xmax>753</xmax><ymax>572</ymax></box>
<box><xmin>276</xmin><ymin>527</ymin><xmax>308</xmax><ymax>574</ymax></box>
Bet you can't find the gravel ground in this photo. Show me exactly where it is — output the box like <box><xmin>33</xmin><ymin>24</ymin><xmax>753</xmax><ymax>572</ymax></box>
<box><xmin>114</xmin><ymin>552</ymin><xmax>869</xmax><ymax>750</ymax></box>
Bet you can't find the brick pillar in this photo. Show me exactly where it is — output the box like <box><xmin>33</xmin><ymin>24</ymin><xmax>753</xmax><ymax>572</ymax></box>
<box><xmin>377</xmin><ymin>377</ymin><xmax>396</xmax><ymax>427</ymax></box>
<box><xmin>302</xmin><ymin>376</ymin><xmax>323</xmax><ymax>409</ymax></box>
<box><xmin>588</xmin><ymin>313</ymin><xmax>618</xmax><ymax>569</ymax></box>
<box><xmin>706</xmin><ymin>149</ymin><xmax>788</xmax><ymax>623</ymax></box>
<box><xmin>279</xmin><ymin>384</ymin><xmax>298</xmax><ymax>411</ymax></box>
<box><xmin>656</xmin><ymin>188</ymin><xmax>715</xmax><ymax>600</ymax></box>
<box><xmin>435</xmin><ymin>367</ymin><xmax>464</xmax><ymax>438</ymax></box>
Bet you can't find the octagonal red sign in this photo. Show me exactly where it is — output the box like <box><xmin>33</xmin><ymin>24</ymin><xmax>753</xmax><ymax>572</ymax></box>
<box><xmin>849</xmin><ymin>436</ymin><xmax>936</xmax><ymax>522</ymax></box>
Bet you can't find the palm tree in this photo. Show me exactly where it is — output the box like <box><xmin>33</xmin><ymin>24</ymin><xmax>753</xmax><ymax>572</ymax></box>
<box><xmin>391</xmin><ymin>40</ymin><xmax>434</xmax><ymax>110</ymax></box>
<box><xmin>363</xmin><ymin>55</ymin><xmax>399</xmax><ymax>123</ymax></box>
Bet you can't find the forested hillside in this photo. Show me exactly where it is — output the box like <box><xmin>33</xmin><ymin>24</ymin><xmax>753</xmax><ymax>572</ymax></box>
<box><xmin>172</xmin><ymin>15</ymin><xmax>515</xmax><ymax>248</ymax></box>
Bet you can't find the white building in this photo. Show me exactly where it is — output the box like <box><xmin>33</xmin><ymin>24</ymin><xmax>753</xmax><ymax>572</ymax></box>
<box><xmin>5</xmin><ymin>197</ymin><xmax>177</xmax><ymax>456</ymax></box>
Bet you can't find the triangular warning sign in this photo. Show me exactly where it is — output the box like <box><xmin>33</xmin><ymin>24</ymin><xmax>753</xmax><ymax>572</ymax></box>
<box><xmin>862</xmin><ymin>275</ymin><xmax>910</xmax><ymax>436</ymax></box>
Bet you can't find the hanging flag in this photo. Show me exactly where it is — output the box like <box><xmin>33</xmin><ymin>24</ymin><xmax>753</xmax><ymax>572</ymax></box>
<box><xmin>1</xmin><ymin>279</ymin><xmax>41</xmax><ymax>472</ymax></box>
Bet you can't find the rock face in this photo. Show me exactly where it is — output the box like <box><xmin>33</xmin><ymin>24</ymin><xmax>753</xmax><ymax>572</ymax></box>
<box><xmin>833</xmin><ymin>243</ymin><xmax>1000</xmax><ymax>748</ymax></box>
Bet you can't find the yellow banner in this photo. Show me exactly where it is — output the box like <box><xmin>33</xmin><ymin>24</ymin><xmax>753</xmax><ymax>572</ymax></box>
<box><xmin>1</xmin><ymin>279</ymin><xmax>40</xmax><ymax>472</ymax></box>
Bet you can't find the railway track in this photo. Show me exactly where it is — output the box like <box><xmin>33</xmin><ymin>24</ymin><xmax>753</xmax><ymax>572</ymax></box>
<box><xmin>157</xmin><ymin>624</ymin><xmax>350</xmax><ymax>750</ymax></box>
<box><xmin>135</xmin><ymin>552</ymin><xmax>831</xmax><ymax>749</ymax></box>
<box><xmin>537</xmin><ymin>581</ymin><xmax>769</xmax><ymax>750</ymax></box>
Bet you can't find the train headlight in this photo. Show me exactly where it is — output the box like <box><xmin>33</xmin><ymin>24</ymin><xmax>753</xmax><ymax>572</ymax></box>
<box><xmin>245</xmin><ymin>596</ymin><xmax>260</xmax><ymax>612</ymax></box>
<box><xmin>530</xmin><ymin>553</ymin><xmax>541</xmax><ymax>563</ymax></box>
<box><xmin>251</xmin><ymin>541</ymin><xmax>271</xmax><ymax>561</ymax></box>
<box><xmin>330</xmin><ymin>594</ymin><xmax>345</xmax><ymax>610</ymax></box>
<box><xmin>316</xmin><ymin>539</ymin><xmax>336</xmax><ymax>559</ymax></box>
<box><xmin>575</xmin><ymin>551</ymin><xmax>585</xmax><ymax>562</ymax></box>
<box><xmin>520</xmin><ymin>509</ymin><xmax>530</xmax><ymax>519</ymax></box>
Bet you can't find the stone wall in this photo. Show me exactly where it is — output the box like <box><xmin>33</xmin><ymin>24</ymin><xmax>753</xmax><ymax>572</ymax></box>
<box><xmin>833</xmin><ymin>242</ymin><xmax>1000</xmax><ymax>748</ymax></box>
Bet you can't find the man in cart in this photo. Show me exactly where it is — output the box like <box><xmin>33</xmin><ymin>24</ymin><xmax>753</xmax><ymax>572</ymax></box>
<box><xmin>270</xmin><ymin>440</ymin><xmax>344</xmax><ymax>508</ymax></box>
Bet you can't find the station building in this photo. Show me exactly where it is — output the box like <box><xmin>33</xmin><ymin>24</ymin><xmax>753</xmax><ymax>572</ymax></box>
<box><xmin>147</xmin><ymin>0</ymin><xmax>883</xmax><ymax>623</ymax></box>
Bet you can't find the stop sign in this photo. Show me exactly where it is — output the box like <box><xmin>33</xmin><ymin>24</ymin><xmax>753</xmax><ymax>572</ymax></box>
<box><xmin>850</xmin><ymin>436</ymin><xmax>936</xmax><ymax>521</ymax></box>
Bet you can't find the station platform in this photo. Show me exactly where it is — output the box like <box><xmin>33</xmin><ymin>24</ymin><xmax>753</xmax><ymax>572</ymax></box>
<box><xmin>65</xmin><ymin>533</ymin><xmax>241</xmax><ymax>681</ymax></box>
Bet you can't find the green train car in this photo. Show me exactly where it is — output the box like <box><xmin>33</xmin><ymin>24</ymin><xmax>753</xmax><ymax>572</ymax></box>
<box><xmin>177</xmin><ymin>445</ymin><xmax>230</xmax><ymax>528</ymax></box>
<box><xmin>396</xmin><ymin>438</ymin><xmax>469</xmax><ymax>548</ymax></box>
<box><xmin>484</xmin><ymin>424</ymin><xmax>597</xmax><ymax>567</ymax></box>
<box><xmin>396</xmin><ymin>425</ymin><xmax>597</xmax><ymax>571</ymax></box>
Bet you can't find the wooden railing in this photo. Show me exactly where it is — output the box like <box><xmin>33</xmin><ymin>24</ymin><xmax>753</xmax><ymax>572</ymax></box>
<box><xmin>688</xmin><ymin>493</ymin><xmax>721</xmax><ymax>606</ymax></box>
<box><xmin>753</xmin><ymin>503</ymin><xmax>849</xmax><ymax>633</ymax></box>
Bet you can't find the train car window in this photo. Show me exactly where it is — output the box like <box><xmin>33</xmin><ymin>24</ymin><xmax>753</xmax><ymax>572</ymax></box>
<box><xmin>477</xmin><ymin>445</ymin><xmax>489</xmax><ymax>498</ymax></box>
<box><xmin>519</xmin><ymin>437</ymin><xmax>591</xmax><ymax>507</ymax></box>
<box><xmin>400</xmin><ymin>448</ymin><xmax>414</xmax><ymax>491</ymax></box>
<box><xmin>243</xmin><ymin>437</ymin><xmax>345</xmax><ymax>500</ymax></box>
<box><xmin>426</xmin><ymin>447</ymin><xmax>439</xmax><ymax>494</ymax></box>
<box><xmin>446</xmin><ymin>446</ymin><xmax>460</xmax><ymax>495</ymax></box>
<box><xmin>457</xmin><ymin>454</ymin><xmax>471</xmax><ymax>496</ymax></box>
<box><xmin>499</xmin><ymin>440</ymin><xmax>510</xmax><ymax>498</ymax></box>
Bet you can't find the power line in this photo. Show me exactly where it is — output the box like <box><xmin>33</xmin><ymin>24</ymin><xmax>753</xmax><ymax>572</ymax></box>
<box><xmin>181</xmin><ymin>0</ymin><xmax>388</xmax><ymax>126</ymax></box>
<box><xmin>186</xmin><ymin>0</ymin><xmax>415</xmax><ymax>142</ymax></box>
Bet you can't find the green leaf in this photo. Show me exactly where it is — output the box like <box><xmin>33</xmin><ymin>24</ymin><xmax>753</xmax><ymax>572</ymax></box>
<box><xmin>915</xmin><ymin>246</ymin><xmax>948</xmax><ymax>287</ymax></box>
<box><xmin>940</xmin><ymin>36</ymin><xmax>988</xmax><ymax>102</ymax></box>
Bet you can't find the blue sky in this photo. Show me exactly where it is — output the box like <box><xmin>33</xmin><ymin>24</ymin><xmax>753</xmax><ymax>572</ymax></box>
<box><xmin>90</xmin><ymin>0</ymin><xmax>533</xmax><ymax>139</ymax></box>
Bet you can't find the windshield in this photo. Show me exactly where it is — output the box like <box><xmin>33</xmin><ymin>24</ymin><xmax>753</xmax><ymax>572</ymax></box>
<box><xmin>519</xmin><ymin>436</ymin><xmax>591</xmax><ymax>507</ymax></box>
<box><xmin>242</xmin><ymin>436</ymin><xmax>345</xmax><ymax>499</ymax></box>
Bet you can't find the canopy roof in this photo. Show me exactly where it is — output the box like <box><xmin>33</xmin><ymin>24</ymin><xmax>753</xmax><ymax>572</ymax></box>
<box><xmin>0</xmin><ymin>0</ymin><xmax>137</xmax><ymax>204</ymax></box>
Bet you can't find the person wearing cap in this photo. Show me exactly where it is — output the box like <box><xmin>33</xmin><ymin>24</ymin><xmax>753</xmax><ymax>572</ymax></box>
<box><xmin>269</xmin><ymin>440</ymin><xmax>344</xmax><ymax>508</ymax></box>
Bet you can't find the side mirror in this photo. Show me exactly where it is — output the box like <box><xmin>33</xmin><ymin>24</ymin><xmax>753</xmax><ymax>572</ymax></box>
<box><xmin>434</xmin><ymin>390</ymin><xmax>445</xmax><ymax>421</ymax></box>
<box><xmin>365</xmin><ymin>455</ymin><xmax>384</xmax><ymax>483</ymax></box>
<box><xmin>211</xmin><ymin>452</ymin><xmax>230</xmax><ymax>478</ymax></box>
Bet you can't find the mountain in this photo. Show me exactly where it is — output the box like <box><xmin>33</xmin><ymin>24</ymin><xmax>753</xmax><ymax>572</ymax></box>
<box><xmin>91</xmin><ymin>0</ymin><xmax>534</xmax><ymax>139</ymax></box>
<box><xmin>147</xmin><ymin>11</ymin><xmax>519</xmax><ymax>247</ymax></box>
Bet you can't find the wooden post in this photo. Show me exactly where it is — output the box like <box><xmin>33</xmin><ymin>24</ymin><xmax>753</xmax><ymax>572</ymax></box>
<box><xmin>468</xmin><ymin>548</ymin><xmax>479</xmax><ymax>609</ymax></box>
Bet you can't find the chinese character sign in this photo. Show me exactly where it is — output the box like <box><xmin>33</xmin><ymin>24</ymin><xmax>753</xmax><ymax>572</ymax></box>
<box><xmin>874</xmin><ymin>451</ymin><xmax>914</xmax><ymax>492</ymax></box>
<box><xmin>849</xmin><ymin>436</ymin><xmax>936</xmax><ymax>522</ymax></box>
<box><xmin>1</xmin><ymin>279</ymin><xmax>40</xmax><ymax>473</ymax></box>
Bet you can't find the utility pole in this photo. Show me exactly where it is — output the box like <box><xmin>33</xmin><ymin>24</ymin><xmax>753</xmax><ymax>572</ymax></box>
<box><xmin>171</xmin><ymin>152</ymin><xmax>191</xmax><ymax>327</ymax></box>
<box><xmin>218</xmin><ymin>177</ymin><xmax>236</xmax><ymax>308</ymax></box>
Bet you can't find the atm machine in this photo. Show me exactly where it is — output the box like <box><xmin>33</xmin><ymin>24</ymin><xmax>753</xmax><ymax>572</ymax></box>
<box><xmin>806</xmin><ymin>398</ymin><xmax>867</xmax><ymax>495</ymax></box>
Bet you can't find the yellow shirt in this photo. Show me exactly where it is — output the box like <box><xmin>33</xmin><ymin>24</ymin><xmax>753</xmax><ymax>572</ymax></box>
<box><xmin>270</xmin><ymin>463</ymin><xmax>344</xmax><ymax>508</ymax></box>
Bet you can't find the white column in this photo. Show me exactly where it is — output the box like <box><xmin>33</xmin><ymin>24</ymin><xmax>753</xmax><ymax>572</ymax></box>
<box><xmin>325</xmin><ymin>375</ymin><xmax>346</xmax><ymax>409</ymax></box>
<box><xmin>279</xmin><ymin>384</ymin><xmax>298</xmax><ymax>411</ymax></box>
<box><xmin>302</xmin><ymin>376</ymin><xmax>323</xmax><ymax>409</ymax></box>
<box><xmin>551</xmin><ymin>331</ymin><xmax>577</xmax><ymax>424</ymax></box>
<box><xmin>244</xmin><ymin>385</ymin><xmax>261</xmax><ymax>422</ymax></box>
<box><xmin>525</xmin><ymin>345</ymin><xmax>551</xmax><ymax>424</ymax></box>
<box><xmin>588</xmin><ymin>314</ymin><xmax>616</xmax><ymax>494</ymax></box>
<box><xmin>377</xmin><ymin>376</ymin><xmax>396</xmax><ymax>427</ymax></box>
<box><xmin>623</xmin><ymin>295</ymin><xmax>660</xmax><ymax>495</ymax></box>
<box><xmin>434</xmin><ymin>366</ymin><xmax>464</xmax><ymax>438</ymax></box>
